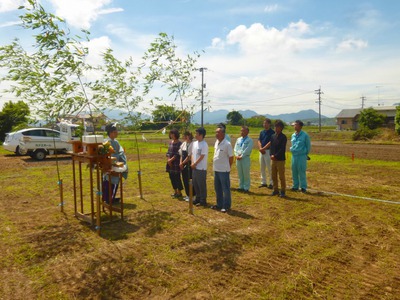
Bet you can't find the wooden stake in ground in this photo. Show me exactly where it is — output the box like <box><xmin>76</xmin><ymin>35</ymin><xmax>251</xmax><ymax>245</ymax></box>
<box><xmin>189</xmin><ymin>178</ymin><xmax>194</xmax><ymax>214</ymax></box>
<box><xmin>58</xmin><ymin>179</ymin><xmax>64</xmax><ymax>213</ymax></box>
<box><xmin>96</xmin><ymin>160</ymin><xmax>101</xmax><ymax>236</ymax></box>
<box><xmin>134</xmin><ymin>133</ymin><xmax>144</xmax><ymax>199</ymax></box>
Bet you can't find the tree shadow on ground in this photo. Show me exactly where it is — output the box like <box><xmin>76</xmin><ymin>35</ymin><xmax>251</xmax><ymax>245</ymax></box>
<box><xmin>284</xmin><ymin>190</ymin><xmax>332</xmax><ymax>202</ymax></box>
<box><xmin>99</xmin><ymin>220</ymin><xmax>141</xmax><ymax>240</ymax></box>
<box><xmin>22</xmin><ymin>156</ymin><xmax>71</xmax><ymax>162</ymax></box>
<box><xmin>230</xmin><ymin>188</ymin><xmax>265</xmax><ymax>197</ymax></box>
<box><xmin>97</xmin><ymin>207</ymin><xmax>173</xmax><ymax>239</ymax></box>
<box><xmin>227</xmin><ymin>209</ymin><xmax>255</xmax><ymax>219</ymax></box>
<box><xmin>24</xmin><ymin>223</ymin><xmax>90</xmax><ymax>264</ymax></box>
<box><xmin>187</xmin><ymin>231</ymin><xmax>251</xmax><ymax>271</ymax></box>
<box><xmin>122</xmin><ymin>202</ymin><xmax>137</xmax><ymax>210</ymax></box>
<box><xmin>284</xmin><ymin>195</ymin><xmax>311</xmax><ymax>202</ymax></box>
<box><xmin>134</xmin><ymin>209</ymin><xmax>174</xmax><ymax>237</ymax></box>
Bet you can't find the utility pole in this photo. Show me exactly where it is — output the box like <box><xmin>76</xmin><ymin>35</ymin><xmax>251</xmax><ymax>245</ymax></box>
<box><xmin>315</xmin><ymin>86</ymin><xmax>323</xmax><ymax>132</ymax></box>
<box><xmin>376</xmin><ymin>85</ymin><xmax>381</xmax><ymax>106</ymax></box>
<box><xmin>199</xmin><ymin>67</ymin><xmax>207</xmax><ymax>127</ymax></box>
<box><xmin>361</xmin><ymin>96</ymin><xmax>366</xmax><ymax>109</ymax></box>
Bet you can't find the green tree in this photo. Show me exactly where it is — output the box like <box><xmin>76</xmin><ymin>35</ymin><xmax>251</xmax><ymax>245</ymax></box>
<box><xmin>0</xmin><ymin>101</ymin><xmax>30</xmax><ymax>141</ymax></box>
<box><xmin>358</xmin><ymin>107</ymin><xmax>386</xmax><ymax>130</ymax></box>
<box><xmin>245</xmin><ymin>115</ymin><xmax>268</xmax><ymax>128</ymax></box>
<box><xmin>395</xmin><ymin>106</ymin><xmax>400</xmax><ymax>135</ymax></box>
<box><xmin>148</xmin><ymin>104</ymin><xmax>190</xmax><ymax>130</ymax></box>
<box><xmin>0</xmin><ymin>0</ymin><xmax>90</xmax><ymax>123</ymax></box>
<box><xmin>90</xmin><ymin>48</ymin><xmax>144</xmax><ymax>127</ymax></box>
<box><xmin>0</xmin><ymin>1</ymin><xmax>200</xmax><ymax>130</ymax></box>
<box><xmin>142</xmin><ymin>33</ymin><xmax>201</xmax><ymax>115</ymax></box>
<box><xmin>226</xmin><ymin>110</ymin><xmax>244</xmax><ymax>125</ymax></box>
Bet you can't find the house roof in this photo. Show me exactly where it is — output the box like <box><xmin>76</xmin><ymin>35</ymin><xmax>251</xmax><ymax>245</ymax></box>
<box><xmin>336</xmin><ymin>108</ymin><xmax>361</xmax><ymax>118</ymax></box>
<box><xmin>374</xmin><ymin>106</ymin><xmax>397</xmax><ymax>117</ymax></box>
<box><xmin>336</xmin><ymin>106</ymin><xmax>397</xmax><ymax>118</ymax></box>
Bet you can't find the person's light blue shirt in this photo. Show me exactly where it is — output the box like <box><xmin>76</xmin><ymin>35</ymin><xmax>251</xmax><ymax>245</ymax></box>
<box><xmin>290</xmin><ymin>131</ymin><xmax>311</xmax><ymax>156</ymax></box>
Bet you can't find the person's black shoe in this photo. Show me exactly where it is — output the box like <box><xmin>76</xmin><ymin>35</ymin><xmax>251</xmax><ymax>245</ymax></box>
<box><xmin>268</xmin><ymin>184</ymin><xmax>273</xmax><ymax>189</ymax></box>
<box><xmin>271</xmin><ymin>191</ymin><xmax>279</xmax><ymax>196</ymax></box>
<box><xmin>210</xmin><ymin>205</ymin><xmax>221</xmax><ymax>210</ymax></box>
<box><xmin>291</xmin><ymin>188</ymin><xmax>299</xmax><ymax>192</ymax></box>
<box><xmin>193</xmin><ymin>200</ymin><xmax>200</xmax><ymax>206</ymax></box>
<box><xmin>301</xmin><ymin>188</ymin><xmax>307</xmax><ymax>193</ymax></box>
<box><xmin>258</xmin><ymin>184</ymin><xmax>268</xmax><ymax>188</ymax></box>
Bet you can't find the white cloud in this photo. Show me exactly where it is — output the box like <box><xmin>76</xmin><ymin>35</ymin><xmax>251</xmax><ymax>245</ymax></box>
<box><xmin>336</xmin><ymin>38</ymin><xmax>368</xmax><ymax>52</ymax></box>
<box><xmin>98</xmin><ymin>7</ymin><xmax>124</xmax><ymax>15</ymax></box>
<box><xmin>264</xmin><ymin>4</ymin><xmax>279</xmax><ymax>13</ymax></box>
<box><xmin>210</xmin><ymin>37</ymin><xmax>224</xmax><ymax>50</ymax></box>
<box><xmin>82</xmin><ymin>36</ymin><xmax>112</xmax><ymax>65</ymax></box>
<box><xmin>49</xmin><ymin>0</ymin><xmax>123</xmax><ymax>29</ymax></box>
<box><xmin>105</xmin><ymin>24</ymin><xmax>157</xmax><ymax>56</ymax></box>
<box><xmin>225</xmin><ymin>20</ymin><xmax>325</xmax><ymax>55</ymax></box>
<box><xmin>0</xmin><ymin>20</ymin><xmax>22</xmax><ymax>28</ymax></box>
<box><xmin>200</xmin><ymin>18</ymin><xmax>400</xmax><ymax>116</ymax></box>
<box><xmin>0</xmin><ymin>0</ymin><xmax>25</xmax><ymax>13</ymax></box>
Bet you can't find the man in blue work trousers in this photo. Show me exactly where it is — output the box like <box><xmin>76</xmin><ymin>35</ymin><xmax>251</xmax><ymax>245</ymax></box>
<box><xmin>290</xmin><ymin>120</ymin><xmax>311</xmax><ymax>193</ymax></box>
<box><xmin>234</xmin><ymin>126</ymin><xmax>254</xmax><ymax>193</ymax></box>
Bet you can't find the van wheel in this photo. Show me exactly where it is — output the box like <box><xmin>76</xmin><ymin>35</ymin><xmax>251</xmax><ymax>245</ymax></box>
<box><xmin>16</xmin><ymin>146</ymin><xmax>24</xmax><ymax>156</ymax></box>
<box><xmin>34</xmin><ymin>149</ymin><xmax>47</xmax><ymax>160</ymax></box>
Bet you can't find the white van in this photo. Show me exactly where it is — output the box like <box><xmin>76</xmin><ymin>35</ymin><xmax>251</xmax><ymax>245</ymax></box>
<box><xmin>3</xmin><ymin>128</ymin><xmax>60</xmax><ymax>155</ymax></box>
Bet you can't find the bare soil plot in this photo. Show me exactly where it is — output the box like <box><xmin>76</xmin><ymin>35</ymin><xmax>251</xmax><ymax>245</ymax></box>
<box><xmin>0</xmin><ymin>145</ymin><xmax>399</xmax><ymax>299</ymax></box>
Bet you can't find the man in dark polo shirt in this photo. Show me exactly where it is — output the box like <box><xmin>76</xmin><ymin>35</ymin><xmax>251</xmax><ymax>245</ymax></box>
<box><xmin>270</xmin><ymin>120</ymin><xmax>287</xmax><ymax>197</ymax></box>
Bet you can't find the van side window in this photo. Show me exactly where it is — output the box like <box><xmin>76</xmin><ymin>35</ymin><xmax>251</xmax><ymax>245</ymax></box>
<box><xmin>45</xmin><ymin>130</ymin><xmax>60</xmax><ymax>138</ymax></box>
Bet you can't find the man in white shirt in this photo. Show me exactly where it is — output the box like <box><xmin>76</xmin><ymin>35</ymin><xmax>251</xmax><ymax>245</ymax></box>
<box><xmin>191</xmin><ymin>127</ymin><xmax>208</xmax><ymax>206</ymax></box>
<box><xmin>212</xmin><ymin>126</ymin><xmax>233</xmax><ymax>212</ymax></box>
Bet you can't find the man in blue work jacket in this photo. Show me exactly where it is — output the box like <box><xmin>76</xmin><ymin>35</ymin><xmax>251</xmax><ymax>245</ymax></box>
<box><xmin>290</xmin><ymin>120</ymin><xmax>311</xmax><ymax>193</ymax></box>
<box><xmin>234</xmin><ymin>126</ymin><xmax>254</xmax><ymax>192</ymax></box>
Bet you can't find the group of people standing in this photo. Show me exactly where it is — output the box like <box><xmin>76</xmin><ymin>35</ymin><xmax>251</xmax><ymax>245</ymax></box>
<box><xmin>166</xmin><ymin>118</ymin><xmax>311</xmax><ymax>213</ymax></box>
<box><xmin>255</xmin><ymin>118</ymin><xmax>311</xmax><ymax>197</ymax></box>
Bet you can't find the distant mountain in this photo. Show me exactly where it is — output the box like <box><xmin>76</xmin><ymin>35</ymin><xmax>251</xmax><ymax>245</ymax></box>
<box><xmin>191</xmin><ymin>109</ymin><xmax>259</xmax><ymax>124</ymax></box>
<box><xmin>102</xmin><ymin>109</ymin><xmax>150</xmax><ymax>121</ymax></box>
<box><xmin>265</xmin><ymin>109</ymin><xmax>328</xmax><ymax>123</ymax></box>
<box><xmin>191</xmin><ymin>109</ymin><xmax>328</xmax><ymax>124</ymax></box>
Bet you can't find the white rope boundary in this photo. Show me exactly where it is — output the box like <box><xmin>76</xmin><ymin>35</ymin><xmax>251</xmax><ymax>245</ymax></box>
<box><xmin>308</xmin><ymin>189</ymin><xmax>400</xmax><ymax>205</ymax></box>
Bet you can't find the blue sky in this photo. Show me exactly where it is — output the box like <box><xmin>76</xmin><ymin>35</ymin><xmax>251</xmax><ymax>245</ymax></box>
<box><xmin>1</xmin><ymin>0</ymin><xmax>400</xmax><ymax>117</ymax></box>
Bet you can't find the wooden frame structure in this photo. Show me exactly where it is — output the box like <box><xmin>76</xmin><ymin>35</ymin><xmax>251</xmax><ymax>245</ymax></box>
<box><xmin>70</xmin><ymin>152</ymin><xmax>124</xmax><ymax>235</ymax></box>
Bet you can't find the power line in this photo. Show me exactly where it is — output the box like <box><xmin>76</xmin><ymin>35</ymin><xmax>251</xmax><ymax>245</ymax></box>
<box><xmin>207</xmin><ymin>90</ymin><xmax>314</xmax><ymax>105</ymax></box>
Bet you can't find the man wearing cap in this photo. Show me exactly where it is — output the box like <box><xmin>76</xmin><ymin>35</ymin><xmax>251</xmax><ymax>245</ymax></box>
<box><xmin>290</xmin><ymin>120</ymin><xmax>311</xmax><ymax>193</ymax></box>
<box><xmin>103</xmin><ymin>123</ymin><xmax>128</xmax><ymax>203</ymax></box>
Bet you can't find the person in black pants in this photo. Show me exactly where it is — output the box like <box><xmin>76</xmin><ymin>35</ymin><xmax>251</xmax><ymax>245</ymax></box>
<box><xmin>166</xmin><ymin>129</ymin><xmax>183</xmax><ymax>198</ymax></box>
<box><xmin>179</xmin><ymin>131</ymin><xmax>195</xmax><ymax>201</ymax></box>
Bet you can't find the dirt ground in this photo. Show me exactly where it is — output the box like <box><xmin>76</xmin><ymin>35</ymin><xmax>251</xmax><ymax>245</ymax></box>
<box><xmin>310</xmin><ymin>141</ymin><xmax>400</xmax><ymax>161</ymax></box>
<box><xmin>204</xmin><ymin>137</ymin><xmax>400</xmax><ymax>161</ymax></box>
<box><xmin>0</xmin><ymin>142</ymin><xmax>399</xmax><ymax>299</ymax></box>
